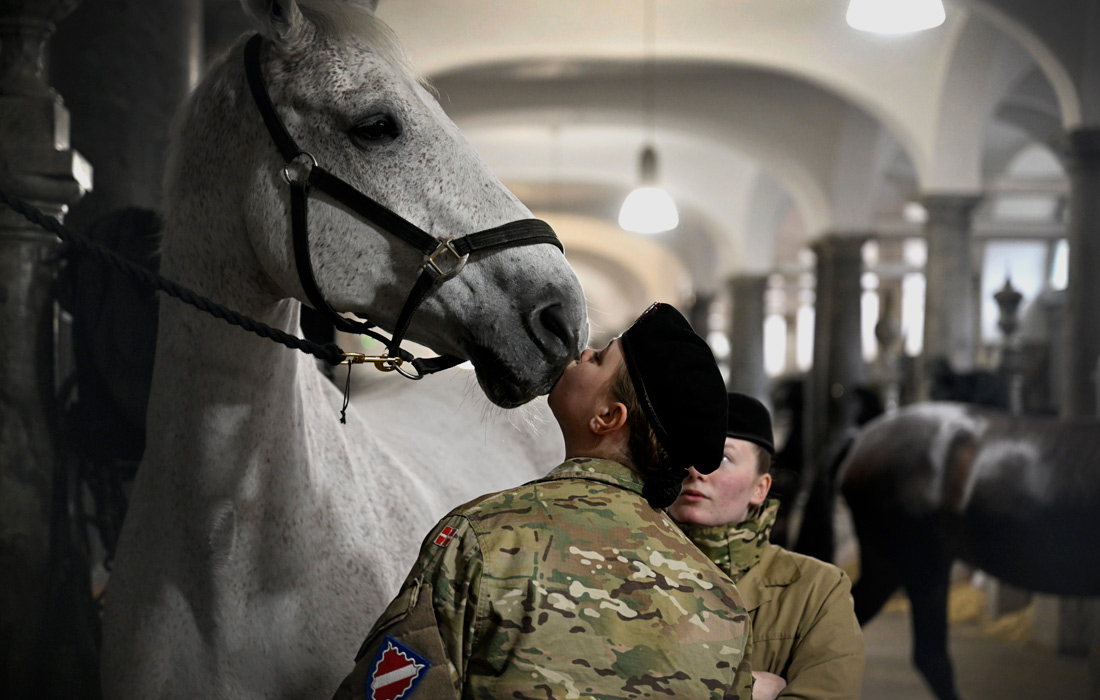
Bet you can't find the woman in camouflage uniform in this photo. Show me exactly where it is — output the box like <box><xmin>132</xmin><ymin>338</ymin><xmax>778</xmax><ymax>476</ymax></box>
<box><xmin>671</xmin><ymin>393</ymin><xmax>865</xmax><ymax>700</ymax></box>
<box><xmin>333</xmin><ymin>303</ymin><xmax>754</xmax><ymax>700</ymax></box>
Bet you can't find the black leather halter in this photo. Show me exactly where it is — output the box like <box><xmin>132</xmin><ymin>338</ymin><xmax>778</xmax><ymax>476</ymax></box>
<box><xmin>243</xmin><ymin>34</ymin><xmax>563</xmax><ymax>378</ymax></box>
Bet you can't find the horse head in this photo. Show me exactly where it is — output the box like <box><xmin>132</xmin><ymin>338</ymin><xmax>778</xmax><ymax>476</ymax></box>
<box><xmin>169</xmin><ymin>0</ymin><xmax>587</xmax><ymax>407</ymax></box>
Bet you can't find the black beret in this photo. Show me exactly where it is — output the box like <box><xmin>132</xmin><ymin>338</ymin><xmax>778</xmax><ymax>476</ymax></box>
<box><xmin>726</xmin><ymin>392</ymin><xmax>775</xmax><ymax>456</ymax></box>
<box><xmin>619</xmin><ymin>302</ymin><xmax>728</xmax><ymax>474</ymax></box>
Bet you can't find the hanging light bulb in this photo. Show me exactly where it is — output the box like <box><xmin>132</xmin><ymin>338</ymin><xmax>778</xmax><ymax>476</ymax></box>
<box><xmin>846</xmin><ymin>0</ymin><xmax>945</xmax><ymax>35</ymax></box>
<box><xmin>619</xmin><ymin>0</ymin><xmax>678</xmax><ymax>235</ymax></box>
<box><xmin>619</xmin><ymin>145</ymin><xmax>678</xmax><ymax>234</ymax></box>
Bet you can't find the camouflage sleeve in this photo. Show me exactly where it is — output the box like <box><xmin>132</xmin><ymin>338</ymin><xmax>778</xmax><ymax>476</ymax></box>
<box><xmin>406</xmin><ymin>514</ymin><xmax>484</xmax><ymax>687</ymax></box>
<box><xmin>778</xmin><ymin>570</ymin><xmax>864</xmax><ymax>700</ymax></box>
<box><xmin>732</xmin><ymin>620</ymin><xmax>754</xmax><ymax>700</ymax></box>
<box><xmin>330</xmin><ymin>514</ymin><xmax>483</xmax><ymax>700</ymax></box>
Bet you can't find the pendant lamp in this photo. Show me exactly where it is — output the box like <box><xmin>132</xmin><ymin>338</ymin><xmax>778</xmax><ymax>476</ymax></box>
<box><xmin>619</xmin><ymin>145</ymin><xmax>678</xmax><ymax>233</ymax></box>
<box><xmin>846</xmin><ymin>0</ymin><xmax>945</xmax><ymax>35</ymax></box>
<box><xmin>619</xmin><ymin>0</ymin><xmax>678</xmax><ymax>234</ymax></box>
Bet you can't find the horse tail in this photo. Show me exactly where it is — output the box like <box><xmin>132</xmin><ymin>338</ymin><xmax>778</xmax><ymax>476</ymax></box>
<box><xmin>790</xmin><ymin>429</ymin><xmax>856</xmax><ymax>562</ymax></box>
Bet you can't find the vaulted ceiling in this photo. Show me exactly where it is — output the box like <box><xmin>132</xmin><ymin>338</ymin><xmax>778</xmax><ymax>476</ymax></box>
<box><xmin>204</xmin><ymin>0</ymin><xmax>1092</xmax><ymax>341</ymax></box>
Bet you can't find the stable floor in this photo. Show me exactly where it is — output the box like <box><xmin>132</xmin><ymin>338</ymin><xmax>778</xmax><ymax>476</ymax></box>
<box><xmin>861</xmin><ymin>605</ymin><xmax>1097</xmax><ymax>699</ymax></box>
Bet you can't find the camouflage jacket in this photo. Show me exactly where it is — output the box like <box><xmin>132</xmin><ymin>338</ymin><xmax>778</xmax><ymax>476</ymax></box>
<box><xmin>333</xmin><ymin>458</ymin><xmax>754</xmax><ymax>700</ymax></box>
<box><xmin>681</xmin><ymin>500</ymin><xmax>864</xmax><ymax>700</ymax></box>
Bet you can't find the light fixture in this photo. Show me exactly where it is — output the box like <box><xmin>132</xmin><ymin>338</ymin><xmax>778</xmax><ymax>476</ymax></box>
<box><xmin>619</xmin><ymin>0</ymin><xmax>678</xmax><ymax>234</ymax></box>
<box><xmin>902</xmin><ymin>200</ymin><xmax>928</xmax><ymax>224</ymax></box>
<box><xmin>846</xmin><ymin>0</ymin><xmax>945</xmax><ymax>35</ymax></box>
<box><xmin>619</xmin><ymin>145</ymin><xmax>679</xmax><ymax>233</ymax></box>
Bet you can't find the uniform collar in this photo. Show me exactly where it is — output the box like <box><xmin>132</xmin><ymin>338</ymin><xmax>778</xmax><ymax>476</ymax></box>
<box><xmin>544</xmin><ymin>458</ymin><xmax>645</xmax><ymax>496</ymax></box>
<box><xmin>678</xmin><ymin>500</ymin><xmax>780</xmax><ymax>585</ymax></box>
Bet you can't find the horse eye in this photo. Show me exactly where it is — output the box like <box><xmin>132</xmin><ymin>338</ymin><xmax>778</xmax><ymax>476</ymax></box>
<box><xmin>351</xmin><ymin>114</ymin><xmax>400</xmax><ymax>143</ymax></box>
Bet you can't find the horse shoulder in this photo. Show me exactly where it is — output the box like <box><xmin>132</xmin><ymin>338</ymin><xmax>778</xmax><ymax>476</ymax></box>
<box><xmin>841</xmin><ymin>403</ymin><xmax>984</xmax><ymax>515</ymax></box>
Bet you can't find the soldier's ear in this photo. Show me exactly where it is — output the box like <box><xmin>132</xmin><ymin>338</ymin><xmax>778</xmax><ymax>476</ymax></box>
<box><xmin>590</xmin><ymin>401</ymin><xmax>628</xmax><ymax>436</ymax></box>
<box><xmin>749</xmin><ymin>472</ymin><xmax>772</xmax><ymax>506</ymax></box>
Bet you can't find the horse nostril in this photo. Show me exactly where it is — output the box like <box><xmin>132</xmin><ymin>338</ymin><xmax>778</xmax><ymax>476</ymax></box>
<box><xmin>537</xmin><ymin>302</ymin><xmax>575</xmax><ymax>353</ymax></box>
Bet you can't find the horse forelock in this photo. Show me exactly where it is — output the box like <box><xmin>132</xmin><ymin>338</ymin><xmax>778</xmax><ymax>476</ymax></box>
<box><xmin>285</xmin><ymin>1</ymin><xmax>425</xmax><ymax>88</ymax></box>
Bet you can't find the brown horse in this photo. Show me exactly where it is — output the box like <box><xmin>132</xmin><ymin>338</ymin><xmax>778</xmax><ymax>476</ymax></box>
<box><xmin>836</xmin><ymin>402</ymin><xmax>1100</xmax><ymax>700</ymax></box>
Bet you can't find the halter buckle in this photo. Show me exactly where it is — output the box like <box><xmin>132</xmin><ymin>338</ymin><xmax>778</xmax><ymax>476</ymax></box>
<box><xmin>425</xmin><ymin>238</ymin><xmax>469</xmax><ymax>281</ymax></box>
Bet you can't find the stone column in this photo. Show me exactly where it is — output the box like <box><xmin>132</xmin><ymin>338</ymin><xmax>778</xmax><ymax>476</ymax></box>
<box><xmin>920</xmin><ymin>193</ymin><xmax>982</xmax><ymax>396</ymax></box>
<box><xmin>796</xmin><ymin>233</ymin><xmax>866</xmax><ymax>557</ymax></box>
<box><xmin>0</xmin><ymin>0</ymin><xmax>89</xmax><ymax>696</ymax></box>
<box><xmin>688</xmin><ymin>292</ymin><xmax>714</xmax><ymax>339</ymax></box>
<box><xmin>806</xmin><ymin>234</ymin><xmax>867</xmax><ymax>463</ymax></box>
<box><xmin>49</xmin><ymin>0</ymin><xmax>202</xmax><ymax>232</ymax></box>
<box><xmin>1041</xmin><ymin>128</ymin><xmax>1100</xmax><ymax>656</ymax></box>
<box><xmin>727</xmin><ymin>274</ymin><xmax>769</xmax><ymax>401</ymax></box>
<box><xmin>1061</xmin><ymin>129</ymin><xmax>1100</xmax><ymax>418</ymax></box>
<box><xmin>204</xmin><ymin>0</ymin><xmax>253</xmax><ymax>59</ymax></box>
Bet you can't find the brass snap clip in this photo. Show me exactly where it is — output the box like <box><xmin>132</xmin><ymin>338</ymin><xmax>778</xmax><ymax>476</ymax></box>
<box><xmin>340</xmin><ymin>352</ymin><xmax>423</xmax><ymax>380</ymax></box>
<box><xmin>340</xmin><ymin>352</ymin><xmax>402</xmax><ymax>371</ymax></box>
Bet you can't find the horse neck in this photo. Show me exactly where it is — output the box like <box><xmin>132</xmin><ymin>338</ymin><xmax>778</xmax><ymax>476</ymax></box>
<box><xmin>145</xmin><ymin>282</ymin><xmax>337</xmax><ymax>497</ymax></box>
<box><xmin>147</xmin><ymin>162</ymin><xmax>361</xmax><ymax>509</ymax></box>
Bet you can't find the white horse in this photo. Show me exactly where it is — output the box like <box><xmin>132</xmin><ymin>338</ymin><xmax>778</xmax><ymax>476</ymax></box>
<box><xmin>100</xmin><ymin>0</ymin><xmax>587</xmax><ymax>697</ymax></box>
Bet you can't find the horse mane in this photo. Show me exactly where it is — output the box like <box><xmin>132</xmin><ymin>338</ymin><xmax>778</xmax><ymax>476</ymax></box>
<box><xmin>290</xmin><ymin>0</ymin><xmax>426</xmax><ymax>86</ymax></box>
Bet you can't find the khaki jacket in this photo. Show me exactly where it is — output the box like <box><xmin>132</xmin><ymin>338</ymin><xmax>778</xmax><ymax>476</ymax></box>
<box><xmin>739</xmin><ymin>544</ymin><xmax>864</xmax><ymax>700</ymax></box>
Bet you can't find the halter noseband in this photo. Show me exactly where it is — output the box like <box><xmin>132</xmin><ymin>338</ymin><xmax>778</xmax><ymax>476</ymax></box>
<box><xmin>243</xmin><ymin>34</ymin><xmax>563</xmax><ymax>378</ymax></box>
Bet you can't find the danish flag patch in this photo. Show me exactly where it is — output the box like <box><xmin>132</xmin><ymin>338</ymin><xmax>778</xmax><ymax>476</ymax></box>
<box><xmin>433</xmin><ymin>526</ymin><xmax>457</xmax><ymax>547</ymax></box>
<box><xmin>366</xmin><ymin>636</ymin><xmax>429</xmax><ymax>700</ymax></box>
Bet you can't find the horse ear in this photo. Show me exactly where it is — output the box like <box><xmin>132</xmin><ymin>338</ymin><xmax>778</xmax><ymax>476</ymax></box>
<box><xmin>240</xmin><ymin>0</ymin><xmax>308</xmax><ymax>45</ymax></box>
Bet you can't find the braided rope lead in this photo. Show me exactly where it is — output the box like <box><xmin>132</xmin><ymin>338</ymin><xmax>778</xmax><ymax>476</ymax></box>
<box><xmin>0</xmin><ymin>188</ymin><xmax>347</xmax><ymax>367</ymax></box>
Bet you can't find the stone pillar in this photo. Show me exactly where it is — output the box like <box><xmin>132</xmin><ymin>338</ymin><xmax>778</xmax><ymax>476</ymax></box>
<box><xmin>0</xmin><ymin>0</ymin><xmax>89</xmax><ymax>696</ymax></box>
<box><xmin>1039</xmin><ymin>128</ymin><xmax>1100</xmax><ymax>657</ymax></box>
<box><xmin>795</xmin><ymin>234</ymin><xmax>866</xmax><ymax>557</ymax></box>
<box><xmin>920</xmin><ymin>193</ymin><xmax>982</xmax><ymax>396</ymax></box>
<box><xmin>688</xmin><ymin>292</ymin><xmax>714</xmax><ymax>339</ymax></box>
<box><xmin>1061</xmin><ymin>129</ymin><xmax>1100</xmax><ymax>418</ymax></box>
<box><xmin>727</xmin><ymin>274</ymin><xmax>768</xmax><ymax>401</ymax></box>
<box><xmin>806</xmin><ymin>234</ymin><xmax>867</xmax><ymax>464</ymax></box>
<box><xmin>204</xmin><ymin>0</ymin><xmax>253</xmax><ymax>60</ymax></box>
<box><xmin>49</xmin><ymin>0</ymin><xmax>202</xmax><ymax>232</ymax></box>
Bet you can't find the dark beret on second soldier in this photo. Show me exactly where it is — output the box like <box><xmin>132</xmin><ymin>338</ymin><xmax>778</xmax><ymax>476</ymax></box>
<box><xmin>619</xmin><ymin>302</ymin><xmax>728</xmax><ymax>477</ymax></box>
<box><xmin>725</xmin><ymin>392</ymin><xmax>775</xmax><ymax>456</ymax></box>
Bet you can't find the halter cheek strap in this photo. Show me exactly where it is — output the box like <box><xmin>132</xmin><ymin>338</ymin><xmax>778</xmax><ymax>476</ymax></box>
<box><xmin>243</xmin><ymin>34</ymin><xmax>563</xmax><ymax>379</ymax></box>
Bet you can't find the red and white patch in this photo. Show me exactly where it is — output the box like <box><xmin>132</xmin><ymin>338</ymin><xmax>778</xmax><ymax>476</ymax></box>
<box><xmin>432</xmin><ymin>525</ymin><xmax>457</xmax><ymax>547</ymax></box>
<box><xmin>367</xmin><ymin>637</ymin><xmax>428</xmax><ymax>700</ymax></box>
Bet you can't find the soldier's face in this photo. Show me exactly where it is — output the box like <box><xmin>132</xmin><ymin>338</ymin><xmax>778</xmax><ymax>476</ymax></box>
<box><xmin>548</xmin><ymin>338</ymin><xmax>625</xmax><ymax>439</ymax></box>
<box><xmin>668</xmin><ymin>437</ymin><xmax>771</xmax><ymax>527</ymax></box>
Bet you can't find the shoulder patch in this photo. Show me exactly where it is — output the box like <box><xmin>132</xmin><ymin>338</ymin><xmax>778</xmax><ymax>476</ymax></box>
<box><xmin>366</xmin><ymin>636</ymin><xmax>430</xmax><ymax>700</ymax></box>
<box><xmin>432</xmin><ymin>525</ymin><xmax>457</xmax><ymax>547</ymax></box>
